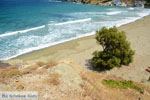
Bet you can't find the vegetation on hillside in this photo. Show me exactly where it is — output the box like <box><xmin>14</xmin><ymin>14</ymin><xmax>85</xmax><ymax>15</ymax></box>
<box><xmin>102</xmin><ymin>79</ymin><xmax>144</xmax><ymax>93</ymax></box>
<box><xmin>145</xmin><ymin>0</ymin><xmax>150</xmax><ymax>3</ymax></box>
<box><xmin>1</xmin><ymin>60</ymin><xmax>150</xmax><ymax>99</ymax></box>
<box><xmin>91</xmin><ymin>27</ymin><xmax>134</xmax><ymax>71</ymax></box>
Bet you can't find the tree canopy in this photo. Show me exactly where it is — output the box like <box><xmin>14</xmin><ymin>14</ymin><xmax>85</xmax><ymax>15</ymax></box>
<box><xmin>91</xmin><ymin>27</ymin><xmax>135</xmax><ymax>71</ymax></box>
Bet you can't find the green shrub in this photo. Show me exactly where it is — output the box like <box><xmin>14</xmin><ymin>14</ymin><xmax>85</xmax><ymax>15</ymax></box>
<box><xmin>146</xmin><ymin>0</ymin><xmax>150</xmax><ymax>3</ymax></box>
<box><xmin>102</xmin><ymin>79</ymin><xmax>144</xmax><ymax>93</ymax></box>
<box><xmin>91</xmin><ymin>27</ymin><xmax>134</xmax><ymax>70</ymax></box>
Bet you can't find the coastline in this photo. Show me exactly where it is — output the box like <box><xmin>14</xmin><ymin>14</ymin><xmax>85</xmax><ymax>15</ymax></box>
<box><xmin>1</xmin><ymin>1</ymin><xmax>150</xmax><ymax>99</ymax></box>
<box><xmin>1</xmin><ymin>15</ymin><xmax>150</xmax><ymax>100</ymax></box>
<box><xmin>5</xmin><ymin>15</ymin><xmax>149</xmax><ymax>62</ymax></box>
<box><xmin>7</xmin><ymin>15</ymin><xmax>150</xmax><ymax>83</ymax></box>
<box><xmin>8</xmin><ymin>15</ymin><xmax>149</xmax><ymax>62</ymax></box>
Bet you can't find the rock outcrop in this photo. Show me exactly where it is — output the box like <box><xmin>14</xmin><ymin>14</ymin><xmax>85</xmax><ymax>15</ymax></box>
<box><xmin>64</xmin><ymin>0</ymin><xmax>149</xmax><ymax>7</ymax></box>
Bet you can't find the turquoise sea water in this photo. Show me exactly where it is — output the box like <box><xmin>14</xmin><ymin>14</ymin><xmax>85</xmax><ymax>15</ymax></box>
<box><xmin>0</xmin><ymin>0</ymin><xmax>150</xmax><ymax>60</ymax></box>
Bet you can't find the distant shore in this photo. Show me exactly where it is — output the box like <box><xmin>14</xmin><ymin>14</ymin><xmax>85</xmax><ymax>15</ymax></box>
<box><xmin>66</xmin><ymin>0</ymin><xmax>149</xmax><ymax>7</ymax></box>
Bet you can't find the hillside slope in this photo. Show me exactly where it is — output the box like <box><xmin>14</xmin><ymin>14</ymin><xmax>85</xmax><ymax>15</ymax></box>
<box><xmin>0</xmin><ymin>59</ymin><xmax>150</xmax><ymax>100</ymax></box>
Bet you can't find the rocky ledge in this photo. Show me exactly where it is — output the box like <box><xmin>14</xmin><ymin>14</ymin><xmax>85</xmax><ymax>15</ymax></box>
<box><xmin>64</xmin><ymin>0</ymin><xmax>150</xmax><ymax>7</ymax></box>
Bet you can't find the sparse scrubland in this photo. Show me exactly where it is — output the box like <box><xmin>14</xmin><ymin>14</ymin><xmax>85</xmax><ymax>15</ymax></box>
<box><xmin>0</xmin><ymin>59</ymin><xmax>150</xmax><ymax>100</ymax></box>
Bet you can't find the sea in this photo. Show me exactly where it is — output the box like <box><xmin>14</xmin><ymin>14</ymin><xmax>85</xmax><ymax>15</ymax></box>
<box><xmin>0</xmin><ymin>0</ymin><xmax>150</xmax><ymax>60</ymax></box>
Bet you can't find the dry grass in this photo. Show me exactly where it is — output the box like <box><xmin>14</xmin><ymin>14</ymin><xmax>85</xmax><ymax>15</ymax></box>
<box><xmin>43</xmin><ymin>61</ymin><xmax>57</xmax><ymax>69</ymax></box>
<box><xmin>16</xmin><ymin>84</ymin><xmax>25</xmax><ymax>90</ymax></box>
<box><xmin>44</xmin><ymin>73</ymin><xmax>60</xmax><ymax>86</ymax></box>
<box><xmin>21</xmin><ymin>64</ymin><xmax>39</xmax><ymax>74</ymax></box>
<box><xmin>80</xmin><ymin>71</ymin><xmax>150</xmax><ymax>100</ymax></box>
<box><xmin>0</xmin><ymin>67</ymin><xmax>22</xmax><ymax>79</ymax></box>
<box><xmin>80</xmin><ymin>71</ymin><xmax>105</xmax><ymax>99</ymax></box>
<box><xmin>81</xmin><ymin>82</ymin><xmax>102</xmax><ymax>100</ymax></box>
<box><xmin>0</xmin><ymin>60</ymin><xmax>150</xmax><ymax>100</ymax></box>
<box><xmin>21</xmin><ymin>60</ymin><xmax>57</xmax><ymax>74</ymax></box>
<box><xmin>0</xmin><ymin>67</ymin><xmax>22</xmax><ymax>84</ymax></box>
<box><xmin>36</xmin><ymin>61</ymin><xmax>46</xmax><ymax>67</ymax></box>
<box><xmin>36</xmin><ymin>60</ymin><xmax>57</xmax><ymax>69</ymax></box>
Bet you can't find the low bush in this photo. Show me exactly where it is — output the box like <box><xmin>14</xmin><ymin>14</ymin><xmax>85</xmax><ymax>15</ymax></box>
<box><xmin>91</xmin><ymin>27</ymin><xmax>134</xmax><ymax>71</ymax></box>
<box><xmin>102</xmin><ymin>79</ymin><xmax>144</xmax><ymax>94</ymax></box>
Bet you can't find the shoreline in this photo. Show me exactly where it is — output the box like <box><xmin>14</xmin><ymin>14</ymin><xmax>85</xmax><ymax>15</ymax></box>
<box><xmin>7</xmin><ymin>15</ymin><xmax>150</xmax><ymax>83</ymax></box>
<box><xmin>3</xmin><ymin>31</ymin><xmax>95</xmax><ymax>61</ymax></box>
<box><xmin>4</xmin><ymin>15</ymin><xmax>149</xmax><ymax>62</ymax></box>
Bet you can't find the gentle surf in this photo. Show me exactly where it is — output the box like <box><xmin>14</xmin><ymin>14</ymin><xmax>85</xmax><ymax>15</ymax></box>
<box><xmin>0</xmin><ymin>0</ymin><xmax>150</xmax><ymax>60</ymax></box>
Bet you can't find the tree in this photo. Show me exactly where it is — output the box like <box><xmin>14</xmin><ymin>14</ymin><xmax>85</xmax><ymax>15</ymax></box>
<box><xmin>91</xmin><ymin>27</ymin><xmax>135</xmax><ymax>71</ymax></box>
<box><xmin>145</xmin><ymin>0</ymin><xmax>150</xmax><ymax>3</ymax></box>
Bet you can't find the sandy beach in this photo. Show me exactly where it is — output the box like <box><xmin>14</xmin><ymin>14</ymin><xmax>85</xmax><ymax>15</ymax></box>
<box><xmin>8</xmin><ymin>15</ymin><xmax>150</xmax><ymax>83</ymax></box>
<box><xmin>1</xmin><ymin>15</ymin><xmax>150</xmax><ymax>100</ymax></box>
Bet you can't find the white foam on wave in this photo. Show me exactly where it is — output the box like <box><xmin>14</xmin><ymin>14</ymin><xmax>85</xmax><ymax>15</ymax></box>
<box><xmin>115</xmin><ymin>10</ymin><xmax>150</xmax><ymax>27</ymax></box>
<box><xmin>115</xmin><ymin>17</ymin><xmax>140</xmax><ymax>27</ymax></box>
<box><xmin>128</xmin><ymin>7</ymin><xmax>134</xmax><ymax>10</ymax></box>
<box><xmin>137</xmin><ymin>12</ymin><xmax>150</xmax><ymax>17</ymax></box>
<box><xmin>1</xmin><ymin>10</ymin><xmax>150</xmax><ymax>61</ymax></box>
<box><xmin>114</xmin><ymin>13</ymin><xmax>149</xmax><ymax>27</ymax></box>
<box><xmin>1</xmin><ymin>31</ymin><xmax>95</xmax><ymax>61</ymax></box>
<box><xmin>0</xmin><ymin>25</ymin><xmax>45</xmax><ymax>38</ymax></box>
<box><xmin>0</xmin><ymin>18</ymin><xmax>92</xmax><ymax>38</ymax></box>
<box><xmin>54</xmin><ymin>18</ymin><xmax>92</xmax><ymax>25</ymax></box>
<box><xmin>106</xmin><ymin>11</ymin><xmax>122</xmax><ymax>15</ymax></box>
<box><xmin>48</xmin><ymin>0</ymin><xmax>62</xmax><ymax>2</ymax></box>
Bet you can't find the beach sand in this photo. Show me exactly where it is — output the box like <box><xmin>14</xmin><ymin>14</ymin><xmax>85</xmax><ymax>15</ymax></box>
<box><xmin>8</xmin><ymin>15</ymin><xmax>150</xmax><ymax>83</ymax></box>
